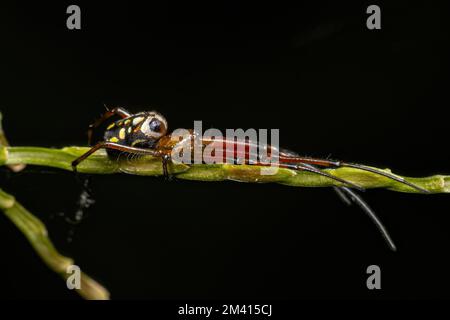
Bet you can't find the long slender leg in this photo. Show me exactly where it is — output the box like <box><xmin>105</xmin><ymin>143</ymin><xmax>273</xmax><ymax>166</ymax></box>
<box><xmin>333</xmin><ymin>186</ymin><xmax>352</xmax><ymax>205</ymax></box>
<box><xmin>71</xmin><ymin>141</ymin><xmax>163</xmax><ymax>171</ymax></box>
<box><xmin>279</xmin><ymin>155</ymin><xmax>429</xmax><ymax>194</ymax></box>
<box><xmin>216</xmin><ymin>142</ymin><xmax>399</xmax><ymax>249</ymax></box>
<box><xmin>334</xmin><ymin>186</ymin><xmax>397</xmax><ymax>251</ymax></box>
<box><xmin>203</xmin><ymin>138</ymin><xmax>428</xmax><ymax>193</ymax></box>
<box><xmin>279</xmin><ymin>162</ymin><xmax>365</xmax><ymax>191</ymax></box>
<box><xmin>203</xmin><ymin>148</ymin><xmax>365</xmax><ymax>191</ymax></box>
<box><xmin>299</xmin><ymin>161</ymin><xmax>396</xmax><ymax>251</ymax></box>
<box><xmin>88</xmin><ymin>107</ymin><xmax>132</xmax><ymax>145</ymax></box>
<box><xmin>200</xmin><ymin>140</ymin><xmax>363</xmax><ymax>190</ymax></box>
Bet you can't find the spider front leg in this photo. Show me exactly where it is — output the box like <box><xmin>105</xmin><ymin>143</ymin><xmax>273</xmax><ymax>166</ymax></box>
<box><xmin>71</xmin><ymin>141</ymin><xmax>164</xmax><ymax>172</ymax></box>
<box><xmin>87</xmin><ymin>107</ymin><xmax>132</xmax><ymax>145</ymax></box>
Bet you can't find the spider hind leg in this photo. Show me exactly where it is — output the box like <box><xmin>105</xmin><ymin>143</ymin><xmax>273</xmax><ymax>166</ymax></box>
<box><xmin>333</xmin><ymin>186</ymin><xmax>397</xmax><ymax>251</ymax></box>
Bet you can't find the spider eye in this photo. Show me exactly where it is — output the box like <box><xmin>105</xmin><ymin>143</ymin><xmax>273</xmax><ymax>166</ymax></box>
<box><xmin>149</xmin><ymin>119</ymin><xmax>161</xmax><ymax>132</ymax></box>
<box><xmin>141</xmin><ymin>112</ymin><xmax>167</xmax><ymax>138</ymax></box>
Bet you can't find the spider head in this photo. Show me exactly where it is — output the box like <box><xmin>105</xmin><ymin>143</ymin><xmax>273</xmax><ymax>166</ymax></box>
<box><xmin>140</xmin><ymin>111</ymin><xmax>168</xmax><ymax>140</ymax></box>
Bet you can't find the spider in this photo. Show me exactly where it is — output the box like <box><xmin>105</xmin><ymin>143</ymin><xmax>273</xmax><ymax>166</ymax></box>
<box><xmin>72</xmin><ymin>106</ymin><xmax>429</xmax><ymax>251</ymax></box>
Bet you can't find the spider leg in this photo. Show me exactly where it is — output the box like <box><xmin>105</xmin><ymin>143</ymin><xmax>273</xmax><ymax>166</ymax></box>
<box><xmin>279</xmin><ymin>162</ymin><xmax>365</xmax><ymax>191</ymax></box>
<box><xmin>333</xmin><ymin>186</ymin><xmax>352</xmax><ymax>206</ymax></box>
<box><xmin>161</xmin><ymin>154</ymin><xmax>172</xmax><ymax>180</ymax></box>
<box><xmin>87</xmin><ymin>107</ymin><xmax>132</xmax><ymax>145</ymax></box>
<box><xmin>279</xmin><ymin>155</ymin><xmax>429</xmax><ymax>194</ymax></box>
<box><xmin>71</xmin><ymin>141</ymin><xmax>162</xmax><ymax>171</ymax></box>
<box><xmin>202</xmin><ymin>141</ymin><xmax>365</xmax><ymax>191</ymax></box>
<box><xmin>340</xmin><ymin>162</ymin><xmax>429</xmax><ymax>194</ymax></box>
<box><xmin>298</xmin><ymin>161</ymin><xmax>397</xmax><ymax>251</ymax></box>
<box><xmin>334</xmin><ymin>186</ymin><xmax>397</xmax><ymax>252</ymax></box>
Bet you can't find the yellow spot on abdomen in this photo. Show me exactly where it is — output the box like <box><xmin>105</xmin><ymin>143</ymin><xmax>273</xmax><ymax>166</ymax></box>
<box><xmin>124</xmin><ymin>119</ymin><xmax>131</xmax><ymax>125</ymax></box>
<box><xmin>107</xmin><ymin>123</ymin><xmax>115</xmax><ymax>130</ymax></box>
<box><xmin>109</xmin><ymin>137</ymin><xmax>119</xmax><ymax>143</ymax></box>
<box><xmin>119</xmin><ymin>128</ymin><xmax>126</xmax><ymax>140</ymax></box>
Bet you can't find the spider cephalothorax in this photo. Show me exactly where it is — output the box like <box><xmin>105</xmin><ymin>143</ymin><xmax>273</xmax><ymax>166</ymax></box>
<box><xmin>103</xmin><ymin>111</ymin><xmax>168</xmax><ymax>150</ymax></box>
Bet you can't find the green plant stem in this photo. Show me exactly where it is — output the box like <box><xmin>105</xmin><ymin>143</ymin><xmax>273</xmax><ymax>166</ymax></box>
<box><xmin>1</xmin><ymin>146</ymin><xmax>449</xmax><ymax>193</ymax></box>
<box><xmin>0</xmin><ymin>188</ymin><xmax>109</xmax><ymax>300</ymax></box>
<box><xmin>0</xmin><ymin>144</ymin><xmax>448</xmax><ymax>300</ymax></box>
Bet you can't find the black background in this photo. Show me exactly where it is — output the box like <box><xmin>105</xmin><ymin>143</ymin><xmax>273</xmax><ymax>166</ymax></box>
<box><xmin>0</xmin><ymin>1</ymin><xmax>449</xmax><ymax>301</ymax></box>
